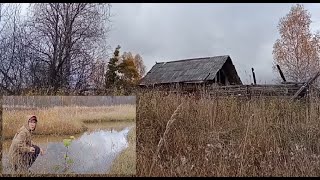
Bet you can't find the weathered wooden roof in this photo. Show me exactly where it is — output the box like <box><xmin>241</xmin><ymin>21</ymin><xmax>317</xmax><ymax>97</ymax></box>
<box><xmin>139</xmin><ymin>55</ymin><xmax>242</xmax><ymax>85</ymax></box>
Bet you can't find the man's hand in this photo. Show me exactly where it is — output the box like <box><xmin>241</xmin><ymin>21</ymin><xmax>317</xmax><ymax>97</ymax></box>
<box><xmin>40</xmin><ymin>148</ymin><xmax>46</xmax><ymax>156</ymax></box>
<box><xmin>30</xmin><ymin>147</ymin><xmax>35</xmax><ymax>153</ymax></box>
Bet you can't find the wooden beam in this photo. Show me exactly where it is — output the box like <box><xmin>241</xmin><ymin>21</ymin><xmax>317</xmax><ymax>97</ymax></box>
<box><xmin>276</xmin><ymin>64</ymin><xmax>286</xmax><ymax>83</ymax></box>
<box><xmin>291</xmin><ymin>71</ymin><xmax>320</xmax><ymax>100</ymax></box>
<box><xmin>251</xmin><ymin>68</ymin><xmax>257</xmax><ymax>85</ymax></box>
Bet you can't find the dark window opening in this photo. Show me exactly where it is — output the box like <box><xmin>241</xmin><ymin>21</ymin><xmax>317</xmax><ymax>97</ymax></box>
<box><xmin>216</xmin><ymin>70</ymin><xmax>227</xmax><ymax>86</ymax></box>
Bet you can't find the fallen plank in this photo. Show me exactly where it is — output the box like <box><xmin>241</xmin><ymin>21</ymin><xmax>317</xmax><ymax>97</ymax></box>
<box><xmin>291</xmin><ymin>71</ymin><xmax>320</xmax><ymax>100</ymax></box>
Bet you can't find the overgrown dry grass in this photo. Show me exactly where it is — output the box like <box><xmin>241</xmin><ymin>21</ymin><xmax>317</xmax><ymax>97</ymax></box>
<box><xmin>109</xmin><ymin>125</ymin><xmax>136</xmax><ymax>175</ymax></box>
<box><xmin>80</xmin><ymin>105</ymin><xmax>136</xmax><ymax>123</ymax></box>
<box><xmin>137</xmin><ymin>91</ymin><xmax>320</xmax><ymax>177</ymax></box>
<box><xmin>2</xmin><ymin>105</ymin><xmax>136</xmax><ymax>140</ymax></box>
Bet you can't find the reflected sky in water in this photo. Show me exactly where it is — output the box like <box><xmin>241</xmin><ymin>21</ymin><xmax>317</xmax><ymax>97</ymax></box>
<box><xmin>2</xmin><ymin>127</ymin><xmax>132</xmax><ymax>174</ymax></box>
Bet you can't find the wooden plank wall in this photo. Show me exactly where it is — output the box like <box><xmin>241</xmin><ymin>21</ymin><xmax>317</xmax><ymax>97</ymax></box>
<box><xmin>147</xmin><ymin>84</ymin><xmax>307</xmax><ymax>99</ymax></box>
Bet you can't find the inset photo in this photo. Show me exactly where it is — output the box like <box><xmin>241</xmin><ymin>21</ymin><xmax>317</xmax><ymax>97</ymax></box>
<box><xmin>1</xmin><ymin>96</ymin><xmax>136</xmax><ymax>175</ymax></box>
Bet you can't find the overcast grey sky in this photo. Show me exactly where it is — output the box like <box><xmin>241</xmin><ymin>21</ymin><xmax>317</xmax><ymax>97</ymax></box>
<box><xmin>107</xmin><ymin>3</ymin><xmax>320</xmax><ymax>84</ymax></box>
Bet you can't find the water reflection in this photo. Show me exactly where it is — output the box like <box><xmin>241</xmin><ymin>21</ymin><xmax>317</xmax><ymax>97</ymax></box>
<box><xmin>2</xmin><ymin>127</ymin><xmax>132</xmax><ymax>174</ymax></box>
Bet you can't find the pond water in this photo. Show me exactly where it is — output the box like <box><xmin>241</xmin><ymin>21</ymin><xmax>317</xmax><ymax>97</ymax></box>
<box><xmin>2</xmin><ymin>122</ymin><xmax>135</xmax><ymax>174</ymax></box>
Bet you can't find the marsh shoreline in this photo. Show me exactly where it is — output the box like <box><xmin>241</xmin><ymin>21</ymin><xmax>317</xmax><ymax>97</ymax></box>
<box><xmin>2</xmin><ymin>121</ymin><xmax>136</xmax><ymax>175</ymax></box>
<box><xmin>2</xmin><ymin>120</ymin><xmax>135</xmax><ymax>141</ymax></box>
<box><xmin>2</xmin><ymin>105</ymin><xmax>136</xmax><ymax>140</ymax></box>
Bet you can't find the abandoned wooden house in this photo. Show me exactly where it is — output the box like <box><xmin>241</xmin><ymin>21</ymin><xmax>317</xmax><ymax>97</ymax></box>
<box><xmin>139</xmin><ymin>55</ymin><xmax>242</xmax><ymax>91</ymax></box>
<box><xmin>139</xmin><ymin>55</ymin><xmax>320</xmax><ymax>99</ymax></box>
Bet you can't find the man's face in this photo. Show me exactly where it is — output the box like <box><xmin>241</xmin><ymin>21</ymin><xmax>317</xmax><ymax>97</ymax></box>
<box><xmin>29</xmin><ymin>121</ymin><xmax>37</xmax><ymax>131</ymax></box>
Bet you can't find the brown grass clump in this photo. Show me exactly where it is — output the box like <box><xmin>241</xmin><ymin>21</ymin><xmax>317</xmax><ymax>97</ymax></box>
<box><xmin>149</xmin><ymin>103</ymin><xmax>183</xmax><ymax>176</ymax></box>
<box><xmin>136</xmin><ymin>91</ymin><xmax>320</xmax><ymax>177</ymax></box>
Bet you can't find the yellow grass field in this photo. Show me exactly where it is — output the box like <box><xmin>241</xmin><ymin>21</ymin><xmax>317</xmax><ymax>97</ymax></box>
<box><xmin>2</xmin><ymin>104</ymin><xmax>136</xmax><ymax>140</ymax></box>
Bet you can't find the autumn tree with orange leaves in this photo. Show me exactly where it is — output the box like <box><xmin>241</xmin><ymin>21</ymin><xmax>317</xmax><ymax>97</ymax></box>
<box><xmin>273</xmin><ymin>4</ymin><xmax>320</xmax><ymax>83</ymax></box>
<box><xmin>104</xmin><ymin>46</ymin><xmax>146</xmax><ymax>93</ymax></box>
<box><xmin>121</xmin><ymin>52</ymin><xmax>146</xmax><ymax>80</ymax></box>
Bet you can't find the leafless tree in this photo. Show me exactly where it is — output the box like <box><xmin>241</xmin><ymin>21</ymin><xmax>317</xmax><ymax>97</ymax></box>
<box><xmin>24</xmin><ymin>3</ymin><xmax>111</xmax><ymax>94</ymax></box>
<box><xmin>0</xmin><ymin>3</ymin><xmax>112</xmax><ymax>95</ymax></box>
<box><xmin>86</xmin><ymin>59</ymin><xmax>107</xmax><ymax>94</ymax></box>
<box><xmin>0</xmin><ymin>4</ymin><xmax>30</xmax><ymax>95</ymax></box>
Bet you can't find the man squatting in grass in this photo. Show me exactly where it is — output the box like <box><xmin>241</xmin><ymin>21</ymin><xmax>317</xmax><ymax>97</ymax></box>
<box><xmin>8</xmin><ymin>115</ymin><xmax>46</xmax><ymax>173</ymax></box>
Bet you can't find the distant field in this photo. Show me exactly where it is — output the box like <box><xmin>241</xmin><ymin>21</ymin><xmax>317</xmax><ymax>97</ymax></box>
<box><xmin>2</xmin><ymin>105</ymin><xmax>136</xmax><ymax>140</ymax></box>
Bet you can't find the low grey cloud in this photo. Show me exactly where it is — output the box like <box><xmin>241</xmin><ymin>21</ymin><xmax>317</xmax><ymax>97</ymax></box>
<box><xmin>107</xmin><ymin>3</ymin><xmax>320</xmax><ymax>84</ymax></box>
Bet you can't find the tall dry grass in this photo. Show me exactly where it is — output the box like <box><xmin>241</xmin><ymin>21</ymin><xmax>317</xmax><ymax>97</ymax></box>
<box><xmin>137</xmin><ymin>91</ymin><xmax>320</xmax><ymax>176</ymax></box>
<box><xmin>2</xmin><ymin>105</ymin><xmax>136</xmax><ymax>140</ymax></box>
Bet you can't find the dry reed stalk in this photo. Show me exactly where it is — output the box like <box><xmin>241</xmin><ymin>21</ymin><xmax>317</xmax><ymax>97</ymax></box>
<box><xmin>239</xmin><ymin>113</ymin><xmax>254</xmax><ymax>176</ymax></box>
<box><xmin>148</xmin><ymin>102</ymin><xmax>184</xmax><ymax>176</ymax></box>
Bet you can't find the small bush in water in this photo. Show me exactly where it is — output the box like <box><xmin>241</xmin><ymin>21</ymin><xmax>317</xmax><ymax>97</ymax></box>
<box><xmin>52</xmin><ymin>136</ymin><xmax>76</xmax><ymax>173</ymax></box>
<box><xmin>62</xmin><ymin>136</ymin><xmax>75</xmax><ymax>173</ymax></box>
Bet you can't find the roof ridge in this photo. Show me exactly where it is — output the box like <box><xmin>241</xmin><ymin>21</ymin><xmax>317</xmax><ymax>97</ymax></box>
<box><xmin>156</xmin><ymin>55</ymin><xmax>229</xmax><ymax>64</ymax></box>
